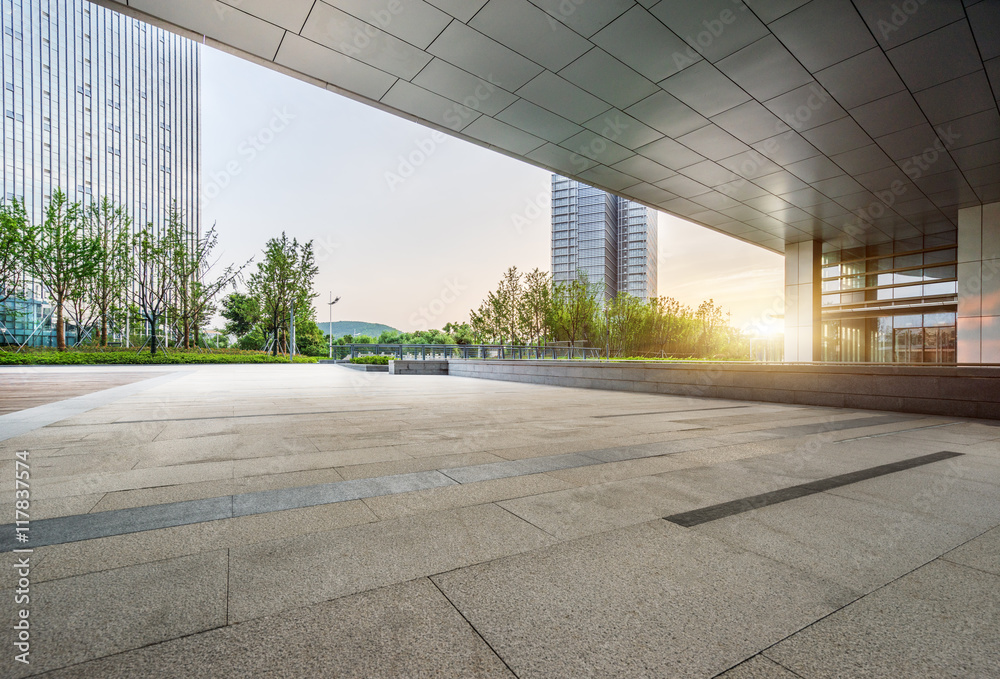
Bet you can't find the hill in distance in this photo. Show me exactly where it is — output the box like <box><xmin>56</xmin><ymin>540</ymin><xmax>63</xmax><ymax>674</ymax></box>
<box><xmin>317</xmin><ymin>321</ymin><xmax>398</xmax><ymax>337</ymax></box>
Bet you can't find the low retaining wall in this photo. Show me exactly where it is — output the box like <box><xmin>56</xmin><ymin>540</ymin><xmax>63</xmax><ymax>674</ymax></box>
<box><xmin>447</xmin><ymin>360</ymin><xmax>1000</xmax><ymax>419</ymax></box>
<box><xmin>338</xmin><ymin>363</ymin><xmax>388</xmax><ymax>372</ymax></box>
<box><xmin>390</xmin><ymin>360</ymin><xmax>448</xmax><ymax>375</ymax></box>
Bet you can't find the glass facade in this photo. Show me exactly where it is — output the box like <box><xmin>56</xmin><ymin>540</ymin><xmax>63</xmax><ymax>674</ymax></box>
<box><xmin>551</xmin><ymin>175</ymin><xmax>658</xmax><ymax>301</ymax></box>
<box><xmin>819</xmin><ymin>233</ymin><xmax>958</xmax><ymax>363</ymax></box>
<box><xmin>1</xmin><ymin>0</ymin><xmax>200</xmax><ymax>345</ymax></box>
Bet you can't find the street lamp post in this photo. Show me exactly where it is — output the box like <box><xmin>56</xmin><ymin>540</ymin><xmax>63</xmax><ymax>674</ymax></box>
<box><xmin>328</xmin><ymin>292</ymin><xmax>341</xmax><ymax>359</ymax></box>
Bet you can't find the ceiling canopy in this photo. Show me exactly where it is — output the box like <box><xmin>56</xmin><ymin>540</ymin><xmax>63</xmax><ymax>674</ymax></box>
<box><xmin>95</xmin><ymin>0</ymin><xmax>1000</xmax><ymax>253</ymax></box>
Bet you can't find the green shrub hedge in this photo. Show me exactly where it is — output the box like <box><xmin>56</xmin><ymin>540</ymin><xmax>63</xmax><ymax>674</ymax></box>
<box><xmin>0</xmin><ymin>349</ymin><xmax>317</xmax><ymax>365</ymax></box>
<box><xmin>349</xmin><ymin>355</ymin><xmax>392</xmax><ymax>365</ymax></box>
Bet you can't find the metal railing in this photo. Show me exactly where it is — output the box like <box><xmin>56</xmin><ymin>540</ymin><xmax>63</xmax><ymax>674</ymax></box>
<box><xmin>336</xmin><ymin>344</ymin><xmax>604</xmax><ymax>361</ymax></box>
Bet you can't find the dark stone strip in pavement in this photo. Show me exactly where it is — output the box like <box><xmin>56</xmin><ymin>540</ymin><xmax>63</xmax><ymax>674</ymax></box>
<box><xmin>0</xmin><ymin>471</ymin><xmax>457</xmax><ymax>552</ymax></box>
<box><xmin>440</xmin><ymin>453</ymin><xmax>601</xmax><ymax>484</ymax></box>
<box><xmin>1</xmin><ymin>496</ymin><xmax>232</xmax><ymax>550</ymax></box>
<box><xmin>758</xmin><ymin>413</ymin><xmax>917</xmax><ymax>438</ymax></box>
<box><xmin>231</xmin><ymin>470</ymin><xmax>456</xmax><ymax>516</ymax></box>
<box><xmin>592</xmin><ymin>405</ymin><xmax>751</xmax><ymax>418</ymax></box>
<box><xmin>664</xmin><ymin>451</ymin><xmax>963</xmax><ymax>528</ymax></box>
<box><xmin>580</xmin><ymin>438</ymin><xmax>722</xmax><ymax>463</ymax></box>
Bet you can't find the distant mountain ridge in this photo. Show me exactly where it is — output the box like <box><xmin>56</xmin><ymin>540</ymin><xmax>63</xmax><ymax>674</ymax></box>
<box><xmin>317</xmin><ymin>321</ymin><xmax>398</xmax><ymax>337</ymax></box>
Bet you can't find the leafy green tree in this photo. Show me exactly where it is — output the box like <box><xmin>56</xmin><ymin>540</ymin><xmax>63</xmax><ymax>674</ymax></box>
<box><xmin>166</xmin><ymin>210</ymin><xmax>250</xmax><ymax>349</ymax></box>
<box><xmin>66</xmin><ymin>265</ymin><xmax>98</xmax><ymax>346</ymax></box>
<box><xmin>471</xmin><ymin>266</ymin><xmax>526</xmax><ymax>344</ymax></box>
<box><xmin>647</xmin><ymin>297</ymin><xmax>684</xmax><ymax>356</ymax></box>
<box><xmin>25</xmin><ymin>190</ymin><xmax>100</xmax><ymax>350</ymax></box>
<box><xmin>696</xmin><ymin>299</ymin><xmax>727</xmax><ymax>357</ymax></box>
<box><xmin>83</xmin><ymin>197</ymin><xmax>132</xmax><ymax>346</ymax></box>
<box><xmin>519</xmin><ymin>268</ymin><xmax>551</xmax><ymax>347</ymax></box>
<box><xmin>604</xmin><ymin>292</ymin><xmax>650</xmax><ymax>357</ymax></box>
<box><xmin>293</xmin><ymin>317</ymin><xmax>326</xmax><ymax>356</ymax></box>
<box><xmin>247</xmin><ymin>232</ymin><xmax>318</xmax><ymax>355</ymax></box>
<box><xmin>443</xmin><ymin>321</ymin><xmax>474</xmax><ymax>345</ymax></box>
<box><xmin>220</xmin><ymin>292</ymin><xmax>260</xmax><ymax>339</ymax></box>
<box><xmin>236</xmin><ymin>326</ymin><xmax>265</xmax><ymax>351</ymax></box>
<box><xmin>129</xmin><ymin>222</ymin><xmax>175</xmax><ymax>356</ymax></box>
<box><xmin>0</xmin><ymin>198</ymin><xmax>29</xmax><ymax>305</ymax></box>
<box><xmin>549</xmin><ymin>272</ymin><xmax>600</xmax><ymax>350</ymax></box>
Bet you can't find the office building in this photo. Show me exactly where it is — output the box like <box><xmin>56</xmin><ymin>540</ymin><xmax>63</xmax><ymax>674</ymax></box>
<box><xmin>1</xmin><ymin>0</ymin><xmax>200</xmax><ymax>346</ymax></box>
<box><xmin>551</xmin><ymin>175</ymin><xmax>657</xmax><ymax>302</ymax></box>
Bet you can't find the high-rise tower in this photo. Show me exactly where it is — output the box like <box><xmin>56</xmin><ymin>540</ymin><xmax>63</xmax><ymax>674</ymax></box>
<box><xmin>1</xmin><ymin>0</ymin><xmax>200</xmax><ymax>345</ymax></box>
<box><xmin>551</xmin><ymin>175</ymin><xmax>657</xmax><ymax>301</ymax></box>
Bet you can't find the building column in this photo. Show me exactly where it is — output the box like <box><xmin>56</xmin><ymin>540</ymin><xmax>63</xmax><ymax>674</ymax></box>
<box><xmin>958</xmin><ymin>202</ymin><xmax>1000</xmax><ymax>364</ymax></box>
<box><xmin>784</xmin><ymin>241</ymin><xmax>821</xmax><ymax>362</ymax></box>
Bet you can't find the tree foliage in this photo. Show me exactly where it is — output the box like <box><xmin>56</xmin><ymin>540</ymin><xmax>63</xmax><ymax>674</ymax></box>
<box><xmin>82</xmin><ymin>197</ymin><xmax>132</xmax><ymax>346</ymax></box>
<box><xmin>468</xmin><ymin>266</ymin><xmax>750</xmax><ymax>359</ymax></box>
<box><xmin>247</xmin><ymin>232</ymin><xmax>318</xmax><ymax>355</ymax></box>
<box><xmin>129</xmin><ymin>222</ymin><xmax>176</xmax><ymax>356</ymax></box>
<box><xmin>0</xmin><ymin>199</ymin><xmax>29</xmax><ymax>305</ymax></box>
<box><xmin>166</xmin><ymin>210</ymin><xmax>250</xmax><ymax>349</ymax></box>
<box><xmin>25</xmin><ymin>190</ymin><xmax>100</xmax><ymax>350</ymax></box>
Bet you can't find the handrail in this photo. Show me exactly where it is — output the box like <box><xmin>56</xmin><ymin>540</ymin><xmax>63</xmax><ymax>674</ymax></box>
<box><xmin>334</xmin><ymin>344</ymin><xmax>604</xmax><ymax>360</ymax></box>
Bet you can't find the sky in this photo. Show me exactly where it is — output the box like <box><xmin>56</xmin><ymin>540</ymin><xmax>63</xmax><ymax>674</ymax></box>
<box><xmin>201</xmin><ymin>47</ymin><xmax>784</xmax><ymax>336</ymax></box>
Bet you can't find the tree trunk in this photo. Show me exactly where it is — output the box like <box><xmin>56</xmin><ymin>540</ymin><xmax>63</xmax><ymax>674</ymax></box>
<box><xmin>150</xmin><ymin>315</ymin><xmax>158</xmax><ymax>356</ymax></box>
<box><xmin>56</xmin><ymin>298</ymin><xmax>66</xmax><ymax>351</ymax></box>
<box><xmin>100</xmin><ymin>315</ymin><xmax>108</xmax><ymax>347</ymax></box>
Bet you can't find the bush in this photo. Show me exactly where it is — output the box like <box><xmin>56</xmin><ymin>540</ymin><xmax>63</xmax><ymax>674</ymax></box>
<box><xmin>0</xmin><ymin>349</ymin><xmax>317</xmax><ymax>365</ymax></box>
<box><xmin>349</xmin><ymin>355</ymin><xmax>392</xmax><ymax>365</ymax></box>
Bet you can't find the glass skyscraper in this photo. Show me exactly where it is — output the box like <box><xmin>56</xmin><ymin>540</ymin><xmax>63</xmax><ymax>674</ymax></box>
<box><xmin>551</xmin><ymin>175</ymin><xmax>658</xmax><ymax>302</ymax></box>
<box><xmin>1</xmin><ymin>0</ymin><xmax>200</xmax><ymax>345</ymax></box>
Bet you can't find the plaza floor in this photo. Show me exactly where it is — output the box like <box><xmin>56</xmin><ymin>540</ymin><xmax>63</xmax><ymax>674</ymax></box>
<box><xmin>1</xmin><ymin>363</ymin><xmax>998</xmax><ymax>678</ymax></box>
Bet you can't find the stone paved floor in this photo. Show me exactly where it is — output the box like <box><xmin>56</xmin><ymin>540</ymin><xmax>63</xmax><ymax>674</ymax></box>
<box><xmin>0</xmin><ymin>364</ymin><xmax>998</xmax><ymax>678</ymax></box>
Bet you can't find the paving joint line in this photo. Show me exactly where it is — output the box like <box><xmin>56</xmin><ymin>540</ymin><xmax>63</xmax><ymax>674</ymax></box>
<box><xmin>750</xmin><ymin>520</ymin><xmax>1000</xmax><ymax>671</ymax></box>
<box><xmin>833</xmin><ymin>421</ymin><xmax>959</xmax><ymax>443</ymax></box>
<box><xmin>937</xmin><ymin>556</ymin><xmax>1000</xmax><ymax>579</ymax></box>
<box><xmin>592</xmin><ymin>405</ymin><xmax>751</xmax><ymax>418</ymax></box>
<box><xmin>428</xmin><ymin>576</ymin><xmax>522</xmax><ymax>679</ymax></box>
<box><xmin>494</xmin><ymin>501</ymin><xmax>559</xmax><ymax>540</ymax></box>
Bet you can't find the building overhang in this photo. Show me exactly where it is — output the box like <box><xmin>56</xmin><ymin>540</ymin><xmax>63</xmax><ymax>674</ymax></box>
<box><xmin>91</xmin><ymin>0</ymin><xmax>1000</xmax><ymax>255</ymax></box>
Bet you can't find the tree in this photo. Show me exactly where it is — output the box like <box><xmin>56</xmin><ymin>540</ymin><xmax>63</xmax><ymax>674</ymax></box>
<box><xmin>443</xmin><ymin>321</ymin><xmax>475</xmax><ymax>345</ymax></box>
<box><xmin>293</xmin><ymin>317</ymin><xmax>326</xmax><ymax>356</ymax></box>
<box><xmin>66</xmin><ymin>267</ymin><xmax>99</xmax><ymax>346</ymax></box>
<box><xmin>165</xmin><ymin>210</ymin><xmax>250</xmax><ymax>349</ymax></box>
<box><xmin>0</xmin><ymin>198</ymin><xmax>29</xmax><ymax>305</ymax></box>
<box><xmin>696</xmin><ymin>299</ymin><xmax>727</xmax><ymax>357</ymax></box>
<box><xmin>471</xmin><ymin>266</ymin><xmax>526</xmax><ymax>344</ymax></box>
<box><xmin>83</xmin><ymin>197</ymin><xmax>132</xmax><ymax>346</ymax></box>
<box><xmin>130</xmin><ymin>223</ymin><xmax>176</xmax><ymax>356</ymax></box>
<box><xmin>605</xmin><ymin>293</ymin><xmax>649</xmax><ymax>357</ymax></box>
<box><xmin>649</xmin><ymin>296</ymin><xmax>690</xmax><ymax>357</ymax></box>
<box><xmin>520</xmin><ymin>268</ymin><xmax>552</xmax><ymax>347</ymax></box>
<box><xmin>25</xmin><ymin>190</ymin><xmax>100</xmax><ymax>350</ymax></box>
<box><xmin>247</xmin><ymin>233</ymin><xmax>318</xmax><ymax>355</ymax></box>
<box><xmin>550</xmin><ymin>272</ymin><xmax>600</xmax><ymax>350</ymax></box>
<box><xmin>220</xmin><ymin>291</ymin><xmax>259</xmax><ymax>339</ymax></box>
